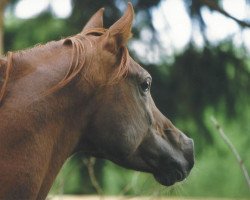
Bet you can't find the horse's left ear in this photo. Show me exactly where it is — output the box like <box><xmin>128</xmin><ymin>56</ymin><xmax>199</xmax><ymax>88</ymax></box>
<box><xmin>102</xmin><ymin>3</ymin><xmax>134</xmax><ymax>54</ymax></box>
<box><xmin>81</xmin><ymin>7</ymin><xmax>105</xmax><ymax>33</ymax></box>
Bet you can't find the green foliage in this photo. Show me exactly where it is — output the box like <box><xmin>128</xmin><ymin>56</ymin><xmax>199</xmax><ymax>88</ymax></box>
<box><xmin>181</xmin><ymin>107</ymin><xmax>250</xmax><ymax>198</ymax></box>
<box><xmin>147</xmin><ymin>42</ymin><xmax>250</xmax><ymax>147</ymax></box>
<box><xmin>51</xmin><ymin>154</ymin><xmax>105</xmax><ymax>194</ymax></box>
<box><xmin>4</xmin><ymin>13</ymin><xmax>68</xmax><ymax>51</ymax></box>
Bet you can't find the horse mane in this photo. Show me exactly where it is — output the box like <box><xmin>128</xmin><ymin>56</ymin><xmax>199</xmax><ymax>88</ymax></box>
<box><xmin>0</xmin><ymin>28</ymin><xmax>129</xmax><ymax>105</ymax></box>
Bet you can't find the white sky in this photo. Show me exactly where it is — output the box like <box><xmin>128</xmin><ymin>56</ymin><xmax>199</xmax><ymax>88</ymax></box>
<box><xmin>15</xmin><ymin>0</ymin><xmax>72</xmax><ymax>18</ymax></box>
<box><xmin>11</xmin><ymin>0</ymin><xmax>250</xmax><ymax>62</ymax></box>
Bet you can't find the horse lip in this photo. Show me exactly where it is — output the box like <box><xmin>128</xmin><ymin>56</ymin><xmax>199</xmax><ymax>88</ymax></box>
<box><xmin>153</xmin><ymin>173</ymin><xmax>175</xmax><ymax>186</ymax></box>
<box><xmin>153</xmin><ymin>170</ymin><xmax>185</xmax><ymax>186</ymax></box>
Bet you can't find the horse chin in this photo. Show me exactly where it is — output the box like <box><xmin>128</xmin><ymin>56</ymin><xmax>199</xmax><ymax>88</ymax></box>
<box><xmin>153</xmin><ymin>170</ymin><xmax>184</xmax><ymax>186</ymax></box>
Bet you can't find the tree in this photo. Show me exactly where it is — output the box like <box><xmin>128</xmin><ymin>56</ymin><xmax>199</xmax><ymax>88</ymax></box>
<box><xmin>0</xmin><ymin>0</ymin><xmax>9</xmax><ymax>54</ymax></box>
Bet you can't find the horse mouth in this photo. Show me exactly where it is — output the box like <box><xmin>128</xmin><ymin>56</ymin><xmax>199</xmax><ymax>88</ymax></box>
<box><xmin>153</xmin><ymin>170</ymin><xmax>185</xmax><ymax>186</ymax></box>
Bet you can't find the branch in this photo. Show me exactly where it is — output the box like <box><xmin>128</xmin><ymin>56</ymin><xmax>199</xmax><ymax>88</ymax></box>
<box><xmin>199</xmin><ymin>0</ymin><xmax>250</xmax><ymax>28</ymax></box>
<box><xmin>83</xmin><ymin>157</ymin><xmax>104</xmax><ymax>196</ymax></box>
<box><xmin>211</xmin><ymin>116</ymin><xmax>250</xmax><ymax>189</ymax></box>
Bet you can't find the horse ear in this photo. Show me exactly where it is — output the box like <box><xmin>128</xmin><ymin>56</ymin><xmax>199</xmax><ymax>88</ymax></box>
<box><xmin>102</xmin><ymin>3</ymin><xmax>134</xmax><ymax>54</ymax></box>
<box><xmin>81</xmin><ymin>8</ymin><xmax>104</xmax><ymax>33</ymax></box>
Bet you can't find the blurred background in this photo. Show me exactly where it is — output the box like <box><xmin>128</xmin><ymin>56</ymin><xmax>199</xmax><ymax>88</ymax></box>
<box><xmin>1</xmin><ymin>0</ymin><xmax>250</xmax><ymax>198</ymax></box>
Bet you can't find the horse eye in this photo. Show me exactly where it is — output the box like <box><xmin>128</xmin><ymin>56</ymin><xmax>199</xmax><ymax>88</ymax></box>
<box><xmin>140</xmin><ymin>78</ymin><xmax>151</xmax><ymax>93</ymax></box>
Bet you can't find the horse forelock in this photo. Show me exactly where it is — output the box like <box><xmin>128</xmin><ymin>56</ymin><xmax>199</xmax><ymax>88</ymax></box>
<box><xmin>79</xmin><ymin>28</ymin><xmax>130</xmax><ymax>85</ymax></box>
<box><xmin>0</xmin><ymin>28</ymin><xmax>130</xmax><ymax>105</ymax></box>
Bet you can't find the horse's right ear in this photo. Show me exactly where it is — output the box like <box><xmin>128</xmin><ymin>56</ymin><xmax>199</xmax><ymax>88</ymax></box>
<box><xmin>81</xmin><ymin>8</ymin><xmax>105</xmax><ymax>33</ymax></box>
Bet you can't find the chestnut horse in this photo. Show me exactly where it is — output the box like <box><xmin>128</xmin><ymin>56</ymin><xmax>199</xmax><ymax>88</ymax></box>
<box><xmin>0</xmin><ymin>3</ymin><xmax>194</xmax><ymax>200</ymax></box>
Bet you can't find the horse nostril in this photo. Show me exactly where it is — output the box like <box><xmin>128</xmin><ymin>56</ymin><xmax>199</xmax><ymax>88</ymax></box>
<box><xmin>183</xmin><ymin>139</ymin><xmax>195</xmax><ymax>170</ymax></box>
<box><xmin>163</xmin><ymin>129</ymin><xmax>195</xmax><ymax>172</ymax></box>
<box><xmin>178</xmin><ymin>132</ymin><xmax>195</xmax><ymax>170</ymax></box>
<box><xmin>175</xmin><ymin>170</ymin><xmax>183</xmax><ymax>181</ymax></box>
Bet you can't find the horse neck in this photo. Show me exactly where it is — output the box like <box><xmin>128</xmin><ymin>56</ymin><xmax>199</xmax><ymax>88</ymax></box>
<box><xmin>14</xmin><ymin>41</ymin><xmax>91</xmax><ymax>153</ymax></box>
<box><xmin>14</xmin><ymin>41</ymin><xmax>73</xmax><ymax>85</ymax></box>
<box><xmin>0</xmin><ymin>41</ymin><xmax>92</xmax><ymax>198</ymax></box>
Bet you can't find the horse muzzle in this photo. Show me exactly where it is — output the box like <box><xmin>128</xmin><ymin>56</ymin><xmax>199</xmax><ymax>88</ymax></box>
<box><xmin>154</xmin><ymin>135</ymin><xmax>195</xmax><ymax>186</ymax></box>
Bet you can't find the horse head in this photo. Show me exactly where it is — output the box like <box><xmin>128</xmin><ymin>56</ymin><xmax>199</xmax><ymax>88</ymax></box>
<box><xmin>75</xmin><ymin>3</ymin><xmax>194</xmax><ymax>186</ymax></box>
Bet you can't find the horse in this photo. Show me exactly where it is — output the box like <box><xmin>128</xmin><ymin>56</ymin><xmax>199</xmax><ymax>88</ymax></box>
<box><xmin>0</xmin><ymin>3</ymin><xmax>194</xmax><ymax>199</ymax></box>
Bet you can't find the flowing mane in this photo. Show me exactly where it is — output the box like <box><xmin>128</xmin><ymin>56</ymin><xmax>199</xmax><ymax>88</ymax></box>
<box><xmin>0</xmin><ymin>28</ymin><xmax>129</xmax><ymax>105</ymax></box>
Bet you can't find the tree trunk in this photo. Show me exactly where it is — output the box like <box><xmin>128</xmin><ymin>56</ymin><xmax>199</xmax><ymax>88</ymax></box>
<box><xmin>0</xmin><ymin>0</ymin><xmax>9</xmax><ymax>55</ymax></box>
